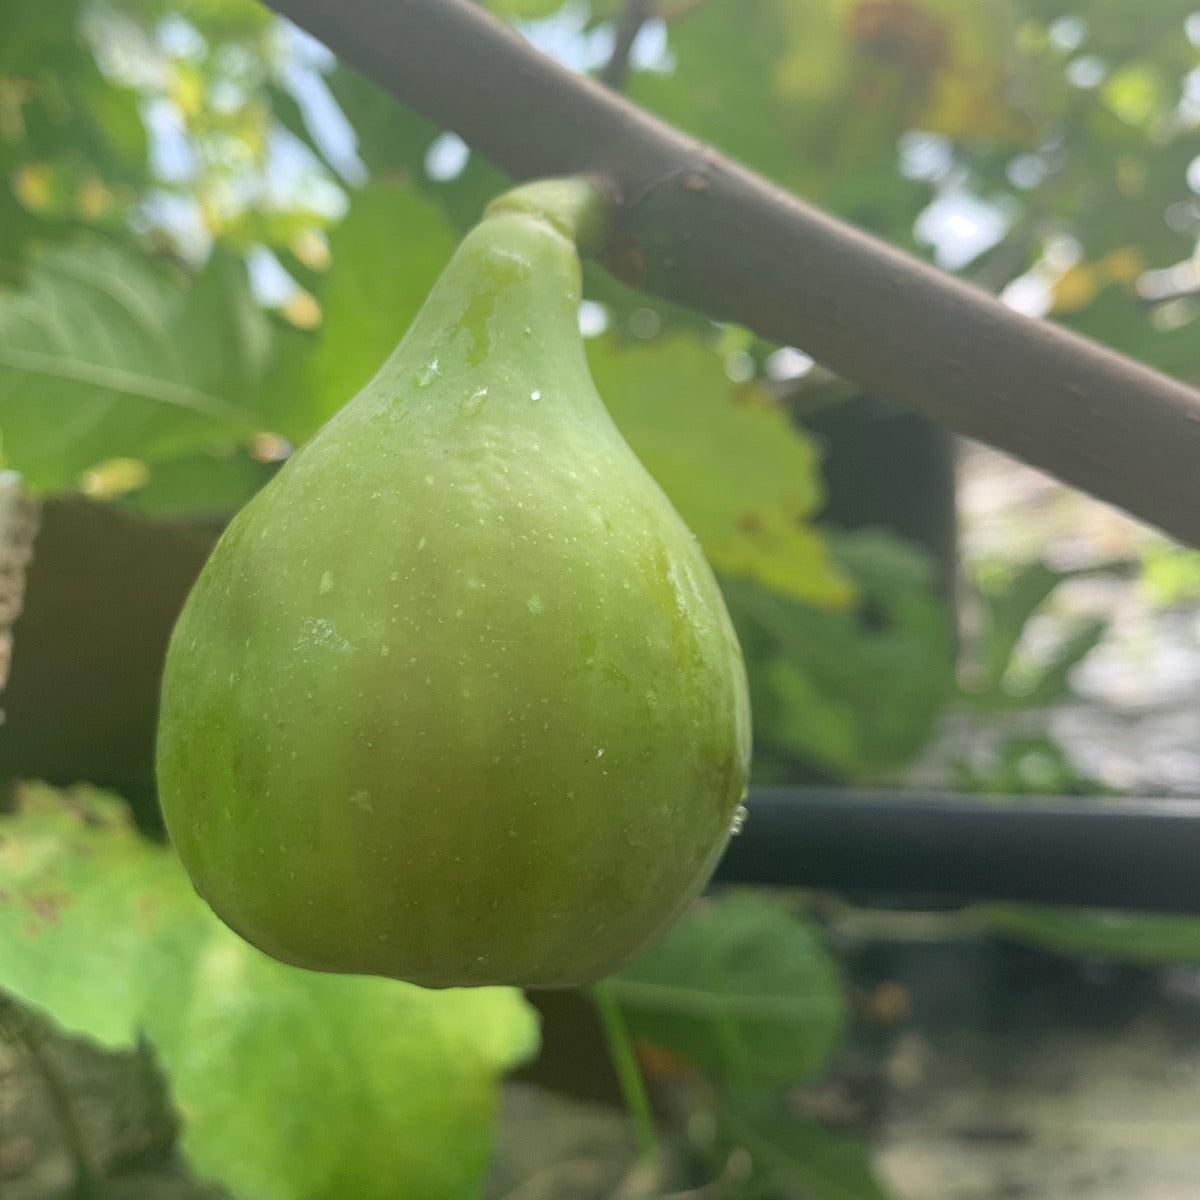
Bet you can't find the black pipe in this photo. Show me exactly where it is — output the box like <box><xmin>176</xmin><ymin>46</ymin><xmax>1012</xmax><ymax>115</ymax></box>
<box><xmin>715</xmin><ymin>787</ymin><xmax>1200</xmax><ymax>914</ymax></box>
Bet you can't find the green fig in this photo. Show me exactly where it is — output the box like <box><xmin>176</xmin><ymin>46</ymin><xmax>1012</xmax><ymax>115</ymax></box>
<box><xmin>157</xmin><ymin>179</ymin><xmax>751</xmax><ymax>988</ymax></box>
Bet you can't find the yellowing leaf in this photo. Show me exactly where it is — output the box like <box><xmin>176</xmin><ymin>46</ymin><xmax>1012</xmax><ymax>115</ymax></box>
<box><xmin>280</xmin><ymin>287</ymin><xmax>321</xmax><ymax>329</ymax></box>
<box><xmin>75</xmin><ymin>176</ymin><xmax>113</xmax><ymax>220</ymax></box>
<box><xmin>797</xmin><ymin>0</ymin><xmax>1031</xmax><ymax>146</ymax></box>
<box><xmin>78</xmin><ymin>456</ymin><xmax>150</xmax><ymax>498</ymax></box>
<box><xmin>13</xmin><ymin>162</ymin><xmax>53</xmax><ymax>211</ymax></box>
<box><xmin>1104</xmin><ymin>246</ymin><xmax>1145</xmax><ymax>284</ymax></box>
<box><xmin>588</xmin><ymin>337</ymin><xmax>853</xmax><ymax>610</ymax></box>
<box><xmin>1051</xmin><ymin>248</ymin><xmax>1145</xmax><ymax>314</ymax></box>
<box><xmin>898</xmin><ymin>0</ymin><xmax>1031</xmax><ymax>142</ymax></box>
<box><xmin>1051</xmin><ymin>262</ymin><xmax>1102</xmax><ymax>313</ymax></box>
<box><xmin>170</xmin><ymin>62</ymin><xmax>206</xmax><ymax>119</ymax></box>
<box><xmin>1103</xmin><ymin>64</ymin><xmax>1168</xmax><ymax>129</ymax></box>
<box><xmin>290</xmin><ymin>227</ymin><xmax>331</xmax><ymax>271</ymax></box>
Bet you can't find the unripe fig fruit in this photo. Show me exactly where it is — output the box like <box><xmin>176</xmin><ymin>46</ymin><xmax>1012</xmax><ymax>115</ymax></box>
<box><xmin>157</xmin><ymin>180</ymin><xmax>751</xmax><ymax>988</ymax></box>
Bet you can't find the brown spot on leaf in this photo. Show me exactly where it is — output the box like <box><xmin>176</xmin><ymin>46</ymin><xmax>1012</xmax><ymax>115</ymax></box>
<box><xmin>24</xmin><ymin>891</ymin><xmax>72</xmax><ymax>926</ymax></box>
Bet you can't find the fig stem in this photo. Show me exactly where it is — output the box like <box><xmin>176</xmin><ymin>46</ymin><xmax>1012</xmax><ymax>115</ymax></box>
<box><xmin>590</xmin><ymin>979</ymin><xmax>659</xmax><ymax>1160</ymax></box>
<box><xmin>484</xmin><ymin>177</ymin><xmax>612</xmax><ymax>257</ymax></box>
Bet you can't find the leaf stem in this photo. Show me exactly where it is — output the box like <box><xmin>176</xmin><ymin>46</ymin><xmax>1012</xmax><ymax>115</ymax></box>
<box><xmin>590</xmin><ymin>979</ymin><xmax>659</xmax><ymax>1161</ymax></box>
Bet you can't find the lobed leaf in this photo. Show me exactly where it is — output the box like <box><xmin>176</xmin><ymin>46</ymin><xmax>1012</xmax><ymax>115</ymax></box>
<box><xmin>0</xmin><ymin>782</ymin><xmax>538</xmax><ymax>1200</ymax></box>
<box><xmin>612</xmin><ymin>892</ymin><xmax>847</xmax><ymax>1086</ymax></box>
<box><xmin>0</xmin><ymin>242</ymin><xmax>267</xmax><ymax>491</ymax></box>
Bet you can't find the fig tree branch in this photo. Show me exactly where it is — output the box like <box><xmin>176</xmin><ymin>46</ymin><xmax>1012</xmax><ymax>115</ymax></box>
<box><xmin>264</xmin><ymin>0</ymin><xmax>1200</xmax><ymax>547</ymax></box>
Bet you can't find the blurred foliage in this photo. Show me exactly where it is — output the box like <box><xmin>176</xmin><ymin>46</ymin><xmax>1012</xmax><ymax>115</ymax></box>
<box><xmin>948</xmin><ymin>548</ymin><xmax>1200</xmax><ymax>975</ymax></box>
<box><xmin>0</xmin><ymin>783</ymin><xmax>538</xmax><ymax>1200</ymax></box>
<box><xmin>603</xmin><ymin>893</ymin><xmax>887</xmax><ymax>1200</ymax></box>
<box><xmin>0</xmin><ymin>240</ymin><xmax>270</xmax><ymax>489</ymax></box>
<box><xmin>700</xmin><ymin>1091</ymin><xmax>891</xmax><ymax>1200</ymax></box>
<box><xmin>613</xmin><ymin>892</ymin><xmax>847</xmax><ymax>1086</ymax></box>
<box><xmin>938</xmin><ymin>553</ymin><xmax>1120</xmax><ymax>796</ymax></box>
<box><xmin>1140</xmin><ymin>539</ymin><xmax>1200</xmax><ymax>605</ymax></box>
<box><xmin>0</xmin><ymin>5</ymin><xmax>146</xmax><ymax>268</ymax></box>
<box><xmin>980</xmin><ymin>904</ymin><xmax>1200</xmax><ymax>965</ymax></box>
<box><xmin>947</xmin><ymin>731</ymin><xmax>1109</xmax><ymax>795</ymax></box>
<box><xmin>626</xmin><ymin>0</ymin><xmax>1022</xmax><ymax>242</ymax></box>
<box><xmin>114</xmin><ymin>444</ymin><xmax>277</xmax><ymax>517</ymax></box>
<box><xmin>257</xmin><ymin>179</ymin><xmax>460</xmax><ymax>440</ymax></box>
<box><xmin>958</xmin><ymin>559</ymin><xmax>1112</xmax><ymax>712</ymax></box>
<box><xmin>727</xmin><ymin>532</ymin><xmax>957</xmax><ymax>781</ymax></box>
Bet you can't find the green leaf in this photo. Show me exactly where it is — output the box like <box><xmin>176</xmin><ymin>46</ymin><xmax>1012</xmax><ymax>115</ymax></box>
<box><xmin>0</xmin><ymin>785</ymin><xmax>192</xmax><ymax>1047</ymax></box>
<box><xmin>1102</xmin><ymin>63</ymin><xmax>1170</xmax><ymax>128</ymax></box>
<box><xmin>0</xmin><ymin>782</ymin><xmax>539</xmax><ymax>1200</ymax></box>
<box><xmin>0</xmin><ymin>242</ymin><xmax>265</xmax><ymax>491</ymax></box>
<box><xmin>979</xmin><ymin>904</ymin><xmax>1200</xmax><ymax>966</ymax></box>
<box><xmin>622</xmin><ymin>0</ymin><xmax>1017</xmax><ymax>238</ymax></box>
<box><xmin>483</xmin><ymin>0</ymin><xmax>568</xmax><ymax>16</ymax></box>
<box><xmin>612</xmin><ymin>893</ymin><xmax>846</xmax><ymax>1087</ymax></box>
<box><xmin>947</xmin><ymin>733</ymin><xmax>1107</xmax><ymax>796</ymax></box>
<box><xmin>105</xmin><ymin>0</ymin><xmax>274</xmax><ymax>39</ymax></box>
<box><xmin>318</xmin><ymin>64</ymin><xmax>509</xmax><ymax>233</ymax></box>
<box><xmin>176</xmin><ymin>245</ymin><xmax>274</xmax><ymax>403</ymax></box>
<box><xmin>260</xmin><ymin>181</ymin><xmax>459</xmax><ymax>443</ymax></box>
<box><xmin>726</xmin><ymin>532</ymin><xmax>956</xmax><ymax>780</ymax></box>
<box><xmin>1015</xmin><ymin>615</ymin><xmax>1108</xmax><ymax>708</ymax></box>
<box><xmin>963</xmin><ymin>560</ymin><xmax>1111</xmax><ymax>711</ymax></box>
<box><xmin>1140</xmin><ymin>542</ymin><xmax>1200</xmax><ymax>606</ymax></box>
<box><xmin>1059</xmin><ymin>283</ymin><xmax>1200</xmax><ymax>385</ymax></box>
<box><xmin>588</xmin><ymin>336</ymin><xmax>853</xmax><ymax>610</ymax></box>
<box><xmin>977</xmin><ymin>561</ymin><xmax>1067</xmax><ymax>686</ymax></box>
<box><xmin>706</xmin><ymin>1091</ymin><xmax>891</xmax><ymax>1200</ymax></box>
<box><xmin>0</xmin><ymin>0</ymin><xmax>150</xmax><ymax>265</ymax></box>
<box><xmin>115</xmin><ymin>448</ymin><xmax>277</xmax><ymax>519</ymax></box>
<box><xmin>625</xmin><ymin>0</ymin><xmax>816</xmax><ymax>191</ymax></box>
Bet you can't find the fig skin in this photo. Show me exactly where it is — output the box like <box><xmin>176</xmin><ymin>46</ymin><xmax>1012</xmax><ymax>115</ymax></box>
<box><xmin>157</xmin><ymin>189</ymin><xmax>751</xmax><ymax>988</ymax></box>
